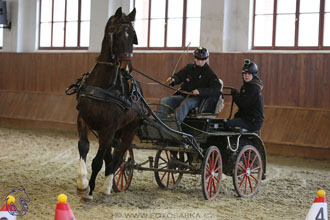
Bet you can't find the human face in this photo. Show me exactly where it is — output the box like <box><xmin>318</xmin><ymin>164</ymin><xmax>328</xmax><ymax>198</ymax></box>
<box><xmin>242</xmin><ymin>72</ymin><xmax>253</xmax><ymax>82</ymax></box>
<box><xmin>194</xmin><ymin>58</ymin><xmax>207</xmax><ymax>67</ymax></box>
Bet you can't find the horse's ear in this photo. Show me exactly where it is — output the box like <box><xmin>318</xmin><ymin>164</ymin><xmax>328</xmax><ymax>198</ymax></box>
<box><xmin>114</xmin><ymin>7</ymin><xmax>122</xmax><ymax>19</ymax></box>
<box><xmin>127</xmin><ymin>8</ymin><xmax>136</xmax><ymax>22</ymax></box>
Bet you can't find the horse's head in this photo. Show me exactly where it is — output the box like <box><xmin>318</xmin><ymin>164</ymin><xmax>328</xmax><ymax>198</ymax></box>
<box><xmin>99</xmin><ymin>7</ymin><xmax>138</xmax><ymax>64</ymax></box>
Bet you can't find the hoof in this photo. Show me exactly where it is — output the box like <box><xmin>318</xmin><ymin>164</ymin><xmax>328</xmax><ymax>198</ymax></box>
<box><xmin>76</xmin><ymin>187</ymin><xmax>89</xmax><ymax>197</ymax></box>
<box><xmin>77</xmin><ymin>178</ymin><xmax>89</xmax><ymax>190</ymax></box>
<box><xmin>100</xmin><ymin>193</ymin><xmax>111</xmax><ymax>203</ymax></box>
<box><xmin>82</xmin><ymin>194</ymin><xmax>93</xmax><ymax>201</ymax></box>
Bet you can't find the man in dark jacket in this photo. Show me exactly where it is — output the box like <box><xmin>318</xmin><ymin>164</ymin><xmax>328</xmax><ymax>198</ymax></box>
<box><xmin>157</xmin><ymin>47</ymin><xmax>222</xmax><ymax>123</ymax></box>
<box><xmin>225</xmin><ymin>59</ymin><xmax>264</xmax><ymax>132</ymax></box>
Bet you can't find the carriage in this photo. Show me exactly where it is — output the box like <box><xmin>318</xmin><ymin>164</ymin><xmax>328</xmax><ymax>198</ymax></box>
<box><xmin>66</xmin><ymin>7</ymin><xmax>266</xmax><ymax>201</ymax></box>
<box><xmin>111</xmin><ymin>85</ymin><xmax>267</xmax><ymax>200</ymax></box>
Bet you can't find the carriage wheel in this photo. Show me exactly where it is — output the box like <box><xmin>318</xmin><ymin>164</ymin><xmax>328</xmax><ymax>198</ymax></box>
<box><xmin>201</xmin><ymin>146</ymin><xmax>222</xmax><ymax>200</ymax></box>
<box><xmin>233</xmin><ymin>145</ymin><xmax>263</xmax><ymax>198</ymax></box>
<box><xmin>112</xmin><ymin>148</ymin><xmax>134</xmax><ymax>192</ymax></box>
<box><xmin>154</xmin><ymin>150</ymin><xmax>183</xmax><ymax>189</ymax></box>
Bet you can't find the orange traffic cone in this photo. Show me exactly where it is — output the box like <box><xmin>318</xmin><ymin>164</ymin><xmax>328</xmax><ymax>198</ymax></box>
<box><xmin>0</xmin><ymin>195</ymin><xmax>17</xmax><ymax>220</ymax></box>
<box><xmin>54</xmin><ymin>194</ymin><xmax>76</xmax><ymax>220</ymax></box>
<box><xmin>305</xmin><ymin>189</ymin><xmax>328</xmax><ymax>220</ymax></box>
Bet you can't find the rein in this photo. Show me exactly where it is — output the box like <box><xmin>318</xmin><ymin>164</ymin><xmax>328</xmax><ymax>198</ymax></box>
<box><xmin>132</xmin><ymin>67</ymin><xmax>195</xmax><ymax>96</ymax></box>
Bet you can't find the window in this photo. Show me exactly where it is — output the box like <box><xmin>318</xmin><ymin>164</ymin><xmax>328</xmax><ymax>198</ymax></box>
<box><xmin>39</xmin><ymin>0</ymin><xmax>91</xmax><ymax>49</ymax></box>
<box><xmin>133</xmin><ymin>0</ymin><xmax>201</xmax><ymax>49</ymax></box>
<box><xmin>253</xmin><ymin>0</ymin><xmax>330</xmax><ymax>49</ymax></box>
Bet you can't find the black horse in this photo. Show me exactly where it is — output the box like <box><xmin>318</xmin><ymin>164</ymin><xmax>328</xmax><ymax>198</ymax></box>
<box><xmin>75</xmin><ymin>7</ymin><xmax>141</xmax><ymax>200</ymax></box>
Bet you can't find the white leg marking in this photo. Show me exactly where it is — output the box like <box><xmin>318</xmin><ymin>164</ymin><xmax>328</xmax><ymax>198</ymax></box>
<box><xmin>77</xmin><ymin>158</ymin><xmax>89</xmax><ymax>190</ymax></box>
<box><xmin>103</xmin><ymin>174</ymin><xmax>113</xmax><ymax>195</ymax></box>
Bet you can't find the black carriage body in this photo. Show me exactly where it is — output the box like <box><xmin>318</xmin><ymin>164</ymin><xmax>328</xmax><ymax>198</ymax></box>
<box><xmin>136</xmin><ymin>116</ymin><xmax>267</xmax><ymax>179</ymax></box>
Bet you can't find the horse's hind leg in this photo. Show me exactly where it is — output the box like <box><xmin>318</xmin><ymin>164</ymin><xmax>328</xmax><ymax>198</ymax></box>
<box><xmin>103</xmin><ymin>122</ymin><xmax>138</xmax><ymax>195</ymax></box>
<box><xmin>77</xmin><ymin>114</ymin><xmax>90</xmax><ymax>190</ymax></box>
<box><xmin>86</xmin><ymin>130</ymin><xmax>115</xmax><ymax>199</ymax></box>
<box><xmin>102</xmin><ymin>147</ymin><xmax>113</xmax><ymax>195</ymax></box>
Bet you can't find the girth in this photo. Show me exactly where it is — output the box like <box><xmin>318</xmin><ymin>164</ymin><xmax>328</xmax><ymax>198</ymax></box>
<box><xmin>78</xmin><ymin>85</ymin><xmax>132</xmax><ymax>110</ymax></box>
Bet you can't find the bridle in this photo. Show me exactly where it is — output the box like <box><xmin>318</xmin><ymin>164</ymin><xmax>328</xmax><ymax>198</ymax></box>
<box><xmin>108</xmin><ymin>23</ymin><xmax>137</xmax><ymax>62</ymax></box>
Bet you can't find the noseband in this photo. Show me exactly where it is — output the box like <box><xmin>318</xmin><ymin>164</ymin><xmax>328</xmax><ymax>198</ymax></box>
<box><xmin>119</xmin><ymin>53</ymin><xmax>133</xmax><ymax>61</ymax></box>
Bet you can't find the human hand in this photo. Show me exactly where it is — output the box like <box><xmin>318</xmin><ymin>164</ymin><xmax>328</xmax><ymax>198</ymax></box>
<box><xmin>192</xmin><ymin>89</ymin><xmax>200</xmax><ymax>95</ymax></box>
<box><xmin>231</xmin><ymin>88</ymin><xmax>239</xmax><ymax>95</ymax></box>
<box><xmin>166</xmin><ymin>77</ymin><xmax>174</xmax><ymax>85</ymax></box>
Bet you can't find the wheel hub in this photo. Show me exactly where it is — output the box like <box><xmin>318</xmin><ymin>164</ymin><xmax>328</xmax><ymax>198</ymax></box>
<box><xmin>211</xmin><ymin>169</ymin><xmax>215</xmax><ymax>178</ymax></box>
<box><xmin>246</xmin><ymin>168</ymin><xmax>251</xmax><ymax>176</ymax></box>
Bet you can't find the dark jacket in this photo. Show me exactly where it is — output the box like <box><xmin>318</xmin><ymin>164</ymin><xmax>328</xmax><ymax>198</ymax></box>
<box><xmin>233</xmin><ymin>75</ymin><xmax>264</xmax><ymax>131</ymax></box>
<box><xmin>171</xmin><ymin>63</ymin><xmax>221</xmax><ymax>98</ymax></box>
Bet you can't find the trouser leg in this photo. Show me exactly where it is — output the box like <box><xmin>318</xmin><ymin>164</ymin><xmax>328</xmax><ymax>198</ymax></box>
<box><xmin>156</xmin><ymin>95</ymin><xmax>185</xmax><ymax>119</ymax></box>
<box><xmin>225</xmin><ymin>117</ymin><xmax>251</xmax><ymax>130</ymax></box>
<box><xmin>175</xmin><ymin>96</ymin><xmax>201</xmax><ymax>123</ymax></box>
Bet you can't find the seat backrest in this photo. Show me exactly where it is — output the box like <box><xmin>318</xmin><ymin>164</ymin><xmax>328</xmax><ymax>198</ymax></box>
<box><xmin>198</xmin><ymin>79</ymin><xmax>224</xmax><ymax>114</ymax></box>
<box><xmin>188</xmin><ymin>79</ymin><xmax>224</xmax><ymax>117</ymax></box>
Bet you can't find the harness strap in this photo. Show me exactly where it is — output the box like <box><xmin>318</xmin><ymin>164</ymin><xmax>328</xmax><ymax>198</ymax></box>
<box><xmin>79</xmin><ymin>85</ymin><xmax>131</xmax><ymax>110</ymax></box>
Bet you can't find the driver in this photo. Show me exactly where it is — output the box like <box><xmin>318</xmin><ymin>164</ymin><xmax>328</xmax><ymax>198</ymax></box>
<box><xmin>156</xmin><ymin>47</ymin><xmax>222</xmax><ymax>124</ymax></box>
<box><xmin>225</xmin><ymin>59</ymin><xmax>264</xmax><ymax>132</ymax></box>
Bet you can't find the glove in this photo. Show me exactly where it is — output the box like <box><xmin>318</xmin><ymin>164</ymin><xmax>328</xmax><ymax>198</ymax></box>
<box><xmin>231</xmin><ymin>88</ymin><xmax>239</xmax><ymax>95</ymax></box>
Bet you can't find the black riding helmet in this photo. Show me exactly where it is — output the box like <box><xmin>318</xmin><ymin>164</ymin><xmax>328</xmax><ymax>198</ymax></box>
<box><xmin>193</xmin><ymin>47</ymin><xmax>209</xmax><ymax>60</ymax></box>
<box><xmin>242</xmin><ymin>59</ymin><xmax>258</xmax><ymax>75</ymax></box>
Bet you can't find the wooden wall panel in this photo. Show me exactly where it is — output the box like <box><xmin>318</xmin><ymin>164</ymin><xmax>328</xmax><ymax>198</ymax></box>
<box><xmin>133</xmin><ymin>53</ymin><xmax>330</xmax><ymax>109</ymax></box>
<box><xmin>0</xmin><ymin>52</ymin><xmax>329</xmax><ymax>159</ymax></box>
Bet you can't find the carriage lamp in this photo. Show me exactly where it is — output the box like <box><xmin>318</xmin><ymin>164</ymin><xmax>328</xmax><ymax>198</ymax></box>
<box><xmin>0</xmin><ymin>1</ymin><xmax>11</xmax><ymax>30</ymax></box>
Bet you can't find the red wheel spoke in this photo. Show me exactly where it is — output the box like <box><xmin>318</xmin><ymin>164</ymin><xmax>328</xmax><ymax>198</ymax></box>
<box><xmin>214</xmin><ymin>175</ymin><xmax>220</xmax><ymax>183</ymax></box>
<box><xmin>159</xmin><ymin>156</ymin><xmax>168</xmax><ymax>163</ymax></box>
<box><xmin>123</xmin><ymin>172</ymin><xmax>128</xmax><ymax>184</ymax></box>
<box><xmin>249</xmin><ymin>154</ymin><xmax>258</xmax><ymax>169</ymax></box>
<box><xmin>171</xmin><ymin>172</ymin><xmax>176</xmax><ymax>185</ymax></box>
<box><xmin>247</xmin><ymin>176</ymin><xmax>253</xmax><ymax>192</ymax></box>
<box><xmin>116</xmin><ymin>171</ymin><xmax>123</xmax><ymax>186</ymax></box>
<box><xmin>250</xmin><ymin>166</ymin><xmax>261</xmax><ymax>172</ymax></box>
<box><xmin>205</xmin><ymin>172</ymin><xmax>211</xmax><ymax>181</ymax></box>
<box><xmin>212</xmin><ymin>178</ymin><xmax>216</xmax><ymax>194</ymax></box>
<box><xmin>114</xmin><ymin>167</ymin><xmax>122</xmax><ymax>176</ymax></box>
<box><xmin>207</xmin><ymin>176</ymin><xmax>212</xmax><ymax>192</ymax></box>
<box><xmin>214</xmin><ymin>166</ymin><xmax>221</xmax><ymax>173</ymax></box>
<box><xmin>206</xmin><ymin>165</ymin><xmax>212</xmax><ymax>174</ymax></box>
<box><xmin>237</xmin><ymin>173</ymin><xmax>245</xmax><ymax>177</ymax></box>
<box><xmin>242</xmin><ymin>153</ymin><xmax>248</xmax><ymax>169</ymax></box>
<box><xmin>247</xmin><ymin>149</ymin><xmax>251</xmax><ymax>168</ymax></box>
<box><xmin>160</xmin><ymin>171</ymin><xmax>167</xmax><ymax>181</ymax></box>
<box><xmin>165</xmin><ymin>151</ymin><xmax>170</xmax><ymax>162</ymax></box>
<box><xmin>166</xmin><ymin>172</ymin><xmax>170</xmax><ymax>187</ymax></box>
<box><xmin>238</xmin><ymin>175</ymin><xmax>247</xmax><ymax>188</ymax></box>
<box><xmin>159</xmin><ymin>165</ymin><xmax>168</xmax><ymax>170</ymax></box>
<box><xmin>208</xmin><ymin>157</ymin><xmax>213</xmax><ymax>171</ymax></box>
<box><xmin>238</xmin><ymin>163</ymin><xmax>246</xmax><ymax>172</ymax></box>
<box><xmin>214</xmin><ymin>154</ymin><xmax>220</xmax><ymax>168</ymax></box>
<box><xmin>120</xmin><ymin>171</ymin><xmax>124</xmax><ymax>189</ymax></box>
<box><xmin>250</xmin><ymin>174</ymin><xmax>260</xmax><ymax>183</ymax></box>
<box><xmin>208</xmin><ymin>178</ymin><xmax>213</xmax><ymax>198</ymax></box>
<box><xmin>244</xmin><ymin>175</ymin><xmax>248</xmax><ymax>194</ymax></box>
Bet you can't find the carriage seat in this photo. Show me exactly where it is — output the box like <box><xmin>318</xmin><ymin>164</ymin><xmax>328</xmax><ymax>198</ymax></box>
<box><xmin>228</xmin><ymin>127</ymin><xmax>261</xmax><ymax>136</ymax></box>
<box><xmin>188</xmin><ymin>79</ymin><xmax>224</xmax><ymax>117</ymax></box>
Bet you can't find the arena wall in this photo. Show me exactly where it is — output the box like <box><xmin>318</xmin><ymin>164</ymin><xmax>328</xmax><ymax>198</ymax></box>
<box><xmin>0</xmin><ymin>52</ymin><xmax>329</xmax><ymax>159</ymax></box>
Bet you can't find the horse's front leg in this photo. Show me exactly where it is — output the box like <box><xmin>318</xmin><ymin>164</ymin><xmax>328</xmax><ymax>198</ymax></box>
<box><xmin>77</xmin><ymin>115</ymin><xmax>90</xmax><ymax>191</ymax></box>
<box><xmin>77</xmin><ymin>140</ymin><xmax>90</xmax><ymax>190</ymax></box>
